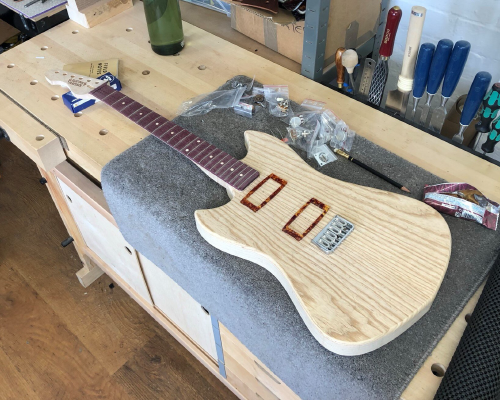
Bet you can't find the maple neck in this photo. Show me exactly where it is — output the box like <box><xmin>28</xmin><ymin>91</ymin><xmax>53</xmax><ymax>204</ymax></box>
<box><xmin>90</xmin><ymin>84</ymin><xmax>259</xmax><ymax>191</ymax></box>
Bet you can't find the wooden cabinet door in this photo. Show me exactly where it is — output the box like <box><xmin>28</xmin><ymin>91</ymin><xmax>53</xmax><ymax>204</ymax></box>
<box><xmin>57</xmin><ymin>178</ymin><xmax>152</xmax><ymax>303</ymax></box>
<box><xmin>139</xmin><ymin>254</ymin><xmax>218</xmax><ymax>360</ymax></box>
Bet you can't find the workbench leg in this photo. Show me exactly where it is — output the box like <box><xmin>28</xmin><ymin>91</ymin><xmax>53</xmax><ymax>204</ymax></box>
<box><xmin>38</xmin><ymin>166</ymin><xmax>102</xmax><ymax>287</ymax></box>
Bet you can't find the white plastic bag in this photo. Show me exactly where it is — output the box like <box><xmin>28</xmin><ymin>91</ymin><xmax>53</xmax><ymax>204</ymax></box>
<box><xmin>179</xmin><ymin>87</ymin><xmax>246</xmax><ymax>116</ymax></box>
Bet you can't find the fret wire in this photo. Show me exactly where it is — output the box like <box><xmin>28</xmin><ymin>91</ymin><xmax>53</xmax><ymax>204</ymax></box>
<box><xmin>178</xmin><ymin>137</ymin><xmax>199</xmax><ymax>154</ymax></box>
<box><xmin>167</xmin><ymin>129</ymin><xmax>189</xmax><ymax>146</ymax></box>
<box><xmin>198</xmin><ymin>148</ymin><xmax>220</xmax><ymax>165</ymax></box>
<box><xmin>206</xmin><ymin>152</ymin><xmax>229</xmax><ymax>170</ymax></box>
<box><xmin>109</xmin><ymin>93</ymin><xmax>127</xmax><ymax>106</ymax></box>
<box><xmin>175</xmin><ymin>134</ymin><xmax>198</xmax><ymax>151</ymax></box>
<box><xmin>136</xmin><ymin>110</ymin><xmax>154</xmax><ymax>124</ymax></box>
<box><xmin>192</xmin><ymin>144</ymin><xmax>216</xmax><ymax>163</ymax></box>
<box><xmin>158</xmin><ymin>122</ymin><xmax>178</xmax><ymax>140</ymax></box>
<box><xmin>184</xmin><ymin>139</ymin><xmax>206</xmax><ymax>158</ymax></box>
<box><xmin>210</xmin><ymin>154</ymin><xmax>233</xmax><ymax>175</ymax></box>
<box><xmin>145</xmin><ymin>115</ymin><xmax>163</xmax><ymax>131</ymax></box>
<box><xmin>227</xmin><ymin>164</ymin><xmax>249</xmax><ymax>186</ymax></box>
<box><xmin>151</xmin><ymin>120</ymin><xmax>169</xmax><ymax>134</ymax></box>
<box><xmin>216</xmin><ymin>158</ymin><xmax>239</xmax><ymax>178</ymax></box>
<box><xmin>223</xmin><ymin>162</ymin><xmax>245</xmax><ymax>184</ymax></box>
<box><xmin>129</xmin><ymin>105</ymin><xmax>146</xmax><ymax>118</ymax></box>
<box><xmin>165</xmin><ymin>128</ymin><xmax>187</xmax><ymax>144</ymax></box>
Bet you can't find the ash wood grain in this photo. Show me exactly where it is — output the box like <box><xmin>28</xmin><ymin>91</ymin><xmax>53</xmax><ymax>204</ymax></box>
<box><xmin>196</xmin><ymin>131</ymin><xmax>452</xmax><ymax>356</ymax></box>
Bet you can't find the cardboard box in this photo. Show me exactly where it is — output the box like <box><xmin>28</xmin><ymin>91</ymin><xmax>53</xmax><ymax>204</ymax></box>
<box><xmin>229</xmin><ymin>0</ymin><xmax>380</xmax><ymax>66</ymax></box>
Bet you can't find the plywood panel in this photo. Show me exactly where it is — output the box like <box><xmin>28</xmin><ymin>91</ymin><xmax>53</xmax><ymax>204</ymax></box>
<box><xmin>139</xmin><ymin>253</ymin><xmax>218</xmax><ymax>360</ymax></box>
<box><xmin>57</xmin><ymin>178</ymin><xmax>152</xmax><ymax>303</ymax></box>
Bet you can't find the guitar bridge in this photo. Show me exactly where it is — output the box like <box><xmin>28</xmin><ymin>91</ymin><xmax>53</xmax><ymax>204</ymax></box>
<box><xmin>312</xmin><ymin>216</ymin><xmax>354</xmax><ymax>254</ymax></box>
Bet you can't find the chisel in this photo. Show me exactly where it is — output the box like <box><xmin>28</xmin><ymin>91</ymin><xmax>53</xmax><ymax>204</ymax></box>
<box><xmin>452</xmin><ymin>71</ymin><xmax>492</xmax><ymax>144</ymax></box>
<box><xmin>367</xmin><ymin>6</ymin><xmax>402</xmax><ymax>107</ymax></box>
<box><xmin>428</xmin><ymin>40</ymin><xmax>471</xmax><ymax>133</ymax></box>
<box><xmin>386</xmin><ymin>6</ymin><xmax>427</xmax><ymax>115</ymax></box>
<box><xmin>416</xmin><ymin>39</ymin><xmax>453</xmax><ymax>126</ymax></box>
<box><xmin>405</xmin><ymin>43</ymin><xmax>435</xmax><ymax>121</ymax></box>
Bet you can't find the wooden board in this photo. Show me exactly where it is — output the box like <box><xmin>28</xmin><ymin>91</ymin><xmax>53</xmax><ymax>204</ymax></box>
<box><xmin>0</xmin><ymin>3</ymin><xmax>499</xmax><ymax>205</ymax></box>
<box><xmin>195</xmin><ymin>130</ymin><xmax>451</xmax><ymax>355</ymax></box>
<box><xmin>139</xmin><ymin>253</ymin><xmax>218</xmax><ymax>361</ymax></box>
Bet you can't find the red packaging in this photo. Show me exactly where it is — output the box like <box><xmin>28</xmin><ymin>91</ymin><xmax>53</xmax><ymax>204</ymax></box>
<box><xmin>423</xmin><ymin>183</ymin><xmax>499</xmax><ymax>231</ymax></box>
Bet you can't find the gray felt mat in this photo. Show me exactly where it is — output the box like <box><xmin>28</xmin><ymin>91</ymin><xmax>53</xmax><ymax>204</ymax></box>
<box><xmin>101</xmin><ymin>76</ymin><xmax>500</xmax><ymax>400</ymax></box>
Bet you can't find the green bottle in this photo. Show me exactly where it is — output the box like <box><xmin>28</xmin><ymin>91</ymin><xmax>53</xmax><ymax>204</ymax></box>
<box><xmin>143</xmin><ymin>0</ymin><xmax>184</xmax><ymax>56</ymax></box>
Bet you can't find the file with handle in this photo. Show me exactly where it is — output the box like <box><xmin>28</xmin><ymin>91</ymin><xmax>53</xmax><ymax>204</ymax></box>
<box><xmin>406</xmin><ymin>43</ymin><xmax>435</xmax><ymax>121</ymax></box>
<box><xmin>452</xmin><ymin>71</ymin><xmax>492</xmax><ymax>144</ymax></box>
<box><xmin>417</xmin><ymin>39</ymin><xmax>453</xmax><ymax>126</ymax></box>
<box><xmin>428</xmin><ymin>40</ymin><xmax>471</xmax><ymax>133</ymax></box>
<box><xmin>367</xmin><ymin>6</ymin><xmax>402</xmax><ymax>107</ymax></box>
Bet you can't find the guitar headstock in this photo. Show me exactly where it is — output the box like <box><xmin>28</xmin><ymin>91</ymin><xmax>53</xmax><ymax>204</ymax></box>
<box><xmin>45</xmin><ymin>69</ymin><xmax>107</xmax><ymax>100</ymax></box>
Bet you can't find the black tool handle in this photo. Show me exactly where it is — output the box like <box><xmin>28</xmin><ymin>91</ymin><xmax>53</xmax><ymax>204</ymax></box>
<box><xmin>481</xmin><ymin>117</ymin><xmax>500</xmax><ymax>153</ymax></box>
<box><xmin>476</xmin><ymin>82</ymin><xmax>500</xmax><ymax>133</ymax></box>
<box><xmin>351</xmin><ymin>158</ymin><xmax>403</xmax><ymax>190</ymax></box>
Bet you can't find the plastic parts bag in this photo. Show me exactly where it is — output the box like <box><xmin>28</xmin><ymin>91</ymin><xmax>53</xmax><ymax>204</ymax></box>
<box><xmin>263</xmin><ymin>85</ymin><xmax>291</xmax><ymax>117</ymax></box>
<box><xmin>178</xmin><ymin>87</ymin><xmax>246</xmax><ymax>117</ymax></box>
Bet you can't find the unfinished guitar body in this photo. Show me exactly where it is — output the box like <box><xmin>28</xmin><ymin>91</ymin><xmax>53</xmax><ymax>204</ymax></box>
<box><xmin>195</xmin><ymin>131</ymin><xmax>452</xmax><ymax>356</ymax></box>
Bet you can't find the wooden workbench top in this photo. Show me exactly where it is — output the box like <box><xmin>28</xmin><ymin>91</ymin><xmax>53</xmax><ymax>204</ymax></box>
<box><xmin>0</xmin><ymin>4</ymin><xmax>497</xmax><ymax>399</ymax></box>
<box><xmin>0</xmin><ymin>2</ymin><xmax>499</xmax><ymax>201</ymax></box>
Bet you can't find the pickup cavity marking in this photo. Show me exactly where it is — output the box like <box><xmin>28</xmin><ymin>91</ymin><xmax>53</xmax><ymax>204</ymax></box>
<box><xmin>282</xmin><ymin>198</ymin><xmax>329</xmax><ymax>241</ymax></box>
<box><xmin>240</xmin><ymin>173</ymin><xmax>287</xmax><ymax>212</ymax></box>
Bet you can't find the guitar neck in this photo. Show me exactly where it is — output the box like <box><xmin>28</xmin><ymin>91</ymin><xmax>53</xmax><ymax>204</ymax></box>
<box><xmin>90</xmin><ymin>84</ymin><xmax>259</xmax><ymax>191</ymax></box>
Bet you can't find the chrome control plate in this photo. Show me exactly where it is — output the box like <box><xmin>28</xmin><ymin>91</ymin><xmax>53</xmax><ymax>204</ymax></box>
<box><xmin>312</xmin><ymin>215</ymin><xmax>354</xmax><ymax>254</ymax></box>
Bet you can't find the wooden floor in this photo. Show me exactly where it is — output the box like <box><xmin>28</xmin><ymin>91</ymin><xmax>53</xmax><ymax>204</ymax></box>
<box><xmin>0</xmin><ymin>140</ymin><xmax>235</xmax><ymax>399</ymax></box>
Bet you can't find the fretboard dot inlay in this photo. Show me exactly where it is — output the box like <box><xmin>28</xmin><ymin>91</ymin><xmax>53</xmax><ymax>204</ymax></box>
<box><xmin>88</xmin><ymin>83</ymin><xmax>259</xmax><ymax>191</ymax></box>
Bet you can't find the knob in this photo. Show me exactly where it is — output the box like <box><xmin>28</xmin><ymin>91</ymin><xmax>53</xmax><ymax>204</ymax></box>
<box><xmin>61</xmin><ymin>237</ymin><xmax>74</xmax><ymax>247</ymax></box>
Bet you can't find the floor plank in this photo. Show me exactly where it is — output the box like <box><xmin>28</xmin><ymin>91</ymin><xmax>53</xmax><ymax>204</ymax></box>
<box><xmin>114</xmin><ymin>334</ymin><xmax>231</xmax><ymax>400</ymax></box>
<box><xmin>0</xmin><ymin>140</ymin><xmax>235</xmax><ymax>399</ymax></box>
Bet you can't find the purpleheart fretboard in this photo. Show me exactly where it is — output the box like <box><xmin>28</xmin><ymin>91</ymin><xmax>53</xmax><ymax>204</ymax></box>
<box><xmin>90</xmin><ymin>84</ymin><xmax>259</xmax><ymax>191</ymax></box>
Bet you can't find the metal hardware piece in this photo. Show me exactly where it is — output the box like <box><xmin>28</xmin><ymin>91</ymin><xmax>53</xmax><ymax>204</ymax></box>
<box><xmin>313</xmin><ymin>144</ymin><xmax>336</xmax><ymax>167</ymax></box>
<box><xmin>312</xmin><ymin>215</ymin><xmax>354</xmax><ymax>254</ymax></box>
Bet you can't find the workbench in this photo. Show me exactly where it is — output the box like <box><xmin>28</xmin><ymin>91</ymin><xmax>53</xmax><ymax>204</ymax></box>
<box><xmin>0</xmin><ymin>3</ymin><xmax>498</xmax><ymax>399</ymax></box>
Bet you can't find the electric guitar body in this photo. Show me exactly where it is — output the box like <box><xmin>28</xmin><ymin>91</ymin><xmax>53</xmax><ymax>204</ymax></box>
<box><xmin>196</xmin><ymin>130</ymin><xmax>451</xmax><ymax>356</ymax></box>
<box><xmin>46</xmin><ymin>70</ymin><xmax>452</xmax><ymax>356</ymax></box>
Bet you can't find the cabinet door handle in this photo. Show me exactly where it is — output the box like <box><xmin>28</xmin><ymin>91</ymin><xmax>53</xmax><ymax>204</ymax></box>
<box><xmin>254</xmin><ymin>360</ymin><xmax>281</xmax><ymax>384</ymax></box>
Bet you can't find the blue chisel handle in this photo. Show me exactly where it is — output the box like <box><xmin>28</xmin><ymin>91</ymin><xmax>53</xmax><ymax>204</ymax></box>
<box><xmin>413</xmin><ymin>43</ymin><xmax>435</xmax><ymax>99</ymax></box>
<box><xmin>426</xmin><ymin>39</ymin><xmax>453</xmax><ymax>95</ymax></box>
<box><xmin>442</xmin><ymin>40</ymin><xmax>471</xmax><ymax>98</ymax></box>
<box><xmin>461</xmin><ymin>71</ymin><xmax>493</xmax><ymax>126</ymax></box>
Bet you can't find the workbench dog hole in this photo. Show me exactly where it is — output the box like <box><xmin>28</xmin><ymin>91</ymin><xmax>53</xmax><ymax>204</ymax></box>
<box><xmin>74</xmin><ymin>112</ymin><xmax>83</xmax><ymax>117</ymax></box>
<box><xmin>72</xmin><ymin>30</ymin><xmax>79</xmax><ymax>34</ymax></box>
<box><xmin>7</xmin><ymin>64</ymin><xmax>14</xmax><ymax>68</ymax></box>
<box><xmin>465</xmin><ymin>313</ymin><xmax>472</xmax><ymax>323</ymax></box>
<box><xmin>35</xmin><ymin>135</ymin><xmax>44</xmax><ymax>141</ymax></box>
<box><xmin>30</xmin><ymin>80</ymin><xmax>38</xmax><ymax>85</ymax></box>
<box><xmin>126</xmin><ymin>27</ymin><xmax>133</xmax><ymax>32</ymax></box>
<box><xmin>99</xmin><ymin>129</ymin><xmax>109</xmax><ymax>135</ymax></box>
<box><xmin>142</xmin><ymin>70</ymin><xmax>150</xmax><ymax>75</ymax></box>
<box><xmin>41</xmin><ymin>46</ymin><xmax>48</xmax><ymax>51</ymax></box>
<box><xmin>51</xmin><ymin>95</ymin><xmax>59</xmax><ymax>101</ymax></box>
<box><xmin>431</xmin><ymin>363</ymin><xmax>446</xmax><ymax>377</ymax></box>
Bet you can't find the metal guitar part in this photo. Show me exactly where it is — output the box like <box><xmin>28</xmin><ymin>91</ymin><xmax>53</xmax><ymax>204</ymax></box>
<box><xmin>313</xmin><ymin>144</ymin><xmax>336</xmax><ymax>167</ymax></box>
<box><xmin>312</xmin><ymin>215</ymin><xmax>354</xmax><ymax>254</ymax></box>
<box><xmin>357</xmin><ymin>58</ymin><xmax>376</xmax><ymax>97</ymax></box>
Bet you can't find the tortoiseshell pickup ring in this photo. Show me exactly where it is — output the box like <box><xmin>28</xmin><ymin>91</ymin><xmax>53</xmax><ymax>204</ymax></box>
<box><xmin>282</xmin><ymin>198</ymin><xmax>330</xmax><ymax>241</ymax></box>
<box><xmin>240</xmin><ymin>173</ymin><xmax>287</xmax><ymax>212</ymax></box>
